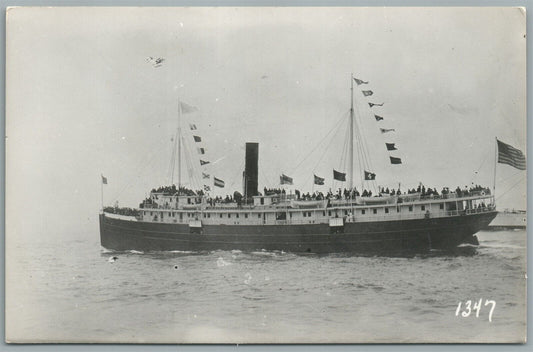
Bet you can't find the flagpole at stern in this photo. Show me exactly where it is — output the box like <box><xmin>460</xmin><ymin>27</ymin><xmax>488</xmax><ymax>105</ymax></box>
<box><xmin>349</xmin><ymin>73</ymin><xmax>354</xmax><ymax>190</ymax></box>
<box><xmin>493</xmin><ymin>137</ymin><xmax>497</xmax><ymax>201</ymax></box>
<box><xmin>101</xmin><ymin>174</ymin><xmax>104</xmax><ymax>212</ymax></box>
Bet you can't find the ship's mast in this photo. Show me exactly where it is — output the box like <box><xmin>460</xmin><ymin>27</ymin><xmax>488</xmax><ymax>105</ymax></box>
<box><xmin>177</xmin><ymin>98</ymin><xmax>182</xmax><ymax>188</ymax></box>
<box><xmin>349</xmin><ymin>73</ymin><xmax>354</xmax><ymax>190</ymax></box>
<box><xmin>170</xmin><ymin>98</ymin><xmax>182</xmax><ymax>189</ymax></box>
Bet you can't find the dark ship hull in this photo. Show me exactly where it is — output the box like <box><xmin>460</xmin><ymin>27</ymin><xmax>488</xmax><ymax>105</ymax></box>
<box><xmin>100</xmin><ymin>210</ymin><xmax>496</xmax><ymax>253</ymax></box>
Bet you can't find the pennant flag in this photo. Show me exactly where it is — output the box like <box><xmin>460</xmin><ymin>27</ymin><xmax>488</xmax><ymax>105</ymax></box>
<box><xmin>333</xmin><ymin>169</ymin><xmax>346</xmax><ymax>181</ymax></box>
<box><xmin>386</xmin><ymin>143</ymin><xmax>397</xmax><ymax>151</ymax></box>
<box><xmin>353</xmin><ymin>77</ymin><xmax>368</xmax><ymax>85</ymax></box>
<box><xmin>200</xmin><ymin>160</ymin><xmax>210</xmax><ymax>166</ymax></box>
<box><xmin>280</xmin><ymin>174</ymin><xmax>293</xmax><ymax>185</ymax></box>
<box><xmin>189</xmin><ymin>124</ymin><xmax>197</xmax><ymax>130</ymax></box>
<box><xmin>362</xmin><ymin>90</ymin><xmax>374</xmax><ymax>97</ymax></box>
<box><xmin>380</xmin><ymin>128</ymin><xmax>395</xmax><ymax>134</ymax></box>
<box><xmin>497</xmin><ymin>139</ymin><xmax>526</xmax><ymax>170</ymax></box>
<box><xmin>364</xmin><ymin>171</ymin><xmax>376</xmax><ymax>180</ymax></box>
<box><xmin>390</xmin><ymin>156</ymin><xmax>402</xmax><ymax>164</ymax></box>
<box><xmin>314</xmin><ymin>175</ymin><xmax>325</xmax><ymax>185</ymax></box>
<box><xmin>214</xmin><ymin>177</ymin><xmax>225</xmax><ymax>188</ymax></box>
<box><xmin>180</xmin><ymin>101</ymin><xmax>198</xmax><ymax>114</ymax></box>
<box><xmin>197</xmin><ymin>148</ymin><xmax>206</xmax><ymax>155</ymax></box>
<box><xmin>374</xmin><ymin>115</ymin><xmax>384</xmax><ymax>121</ymax></box>
<box><xmin>202</xmin><ymin>172</ymin><xmax>210</xmax><ymax>179</ymax></box>
<box><xmin>101</xmin><ymin>175</ymin><xmax>108</xmax><ymax>184</ymax></box>
<box><xmin>368</xmin><ymin>102</ymin><xmax>384</xmax><ymax>108</ymax></box>
<box><xmin>204</xmin><ymin>185</ymin><xmax>211</xmax><ymax>192</ymax></box>
<box><xmin>193</xmin><ymin>135</ymin><xmax>202</xmax><ymax>142</ymax></box>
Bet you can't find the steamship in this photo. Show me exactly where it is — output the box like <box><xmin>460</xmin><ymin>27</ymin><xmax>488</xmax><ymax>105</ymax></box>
<box><xmin>99</xmin><ymin>76</ymin><xmax>498</xmax><ymax>253</ymax></box>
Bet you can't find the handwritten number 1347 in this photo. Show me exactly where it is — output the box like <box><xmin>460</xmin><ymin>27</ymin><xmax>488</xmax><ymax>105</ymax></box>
<box><xmin>456</xmin><ymin>299</ymin><xmax>496</xmax><ymax>322</ymax></box>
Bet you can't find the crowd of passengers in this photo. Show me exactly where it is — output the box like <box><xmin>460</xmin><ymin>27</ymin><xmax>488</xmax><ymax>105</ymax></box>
<box><xmin>143</xmin><ymin>184</ymin><xmax>491</xmax><ymax>208</ymax></box>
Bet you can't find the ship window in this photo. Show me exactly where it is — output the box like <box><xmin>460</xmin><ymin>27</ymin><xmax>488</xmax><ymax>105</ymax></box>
<box><xmin>150</xmin><ymin>212</ymin><xmax>153</xmax><ymax>216</ymax></box>
<box><xmin>362</xmin><ymin>210</ymin><xmax>366</xmax><ymax>215</ymax></box>
<box><xmin>258</xmin><ymin>213</ymin><xmax>261</xmax><ymax>218</ymax></box>
<box><xmin>180</xmin><ymin>213</ymin><xmax>183</xmax><ymax>219</ymax></box>
<box><xmin>289</xmin><ymin>213</ymin><xmax>292</xmax><ymax>218</ymax></box>
<box><xmin>409</xmin><ymin>206</ymin><xmax>413</xmax><ymax>212</ymax></box>
<box><xmin>228</xmin><ymin>214</ymin><xmax>231</xmax><ymax>218</ymax></box>
<box><xmin>344</xmin><ymin>210</ymin><xmax>348</xmax><ymax>215</ymax></box>
<box><xmin>236</xmin><ymin>213</ymin><xmax>239</xmax><ymax>218</ymax></box>
<box><xmin>439</xmin><ymin>203</ymin><xmax>444</xmax><ymax>210</ymax></box>
<box><xmin>203</xmin><ymin>213</ymin><xmax>206</xmax><ymax>218</ymax></box>
<box><xmin>373</xmin><ymin>209</ymin><xmax>377</xmax><ymax>214</ymax></box>
<box><xmin>323</xmin><ymin>211</ymin><xmax>326</xmax><ymax>216</ymax></box>
<box><xmin>385</xmin><ymin>208</ymin><xmax>389</xmax><ymax>214</ymax></box>
<box><xmin>208</xmin><ymin>213</ymin><xmax>211</xmax><ymax>218</ymax></box>
<box><xmin>328</xmin><ymin>211</ymin><xmax>332</xmax><ymax>216</ymax></box>
<box><xmin>260</xmin><ymin>198</ymin><xmax>264</xmax><ymax>205</ymax></box>
<box><xmin>220</xmin><ymin>213</ymin><xmax>223</xmax><ymax>218</ymax></box>
<box><xmin>308</xmin><ymin>212</ymin><xmax>312</xmax><ymax>217</ymax></box>
<box><xmin>303</xmin><ymin>212</ymin><xmax>307</xmax><ymax>217</ymax></box>
<box><xmin>245</xmin><ymin>213</ymin><xmax>248</xmax><ymax>218</ymax></box>
<box><xmin>421</xmin><ymin>205</ymin><xmax>426</xmax><ymax>211</ymax></box>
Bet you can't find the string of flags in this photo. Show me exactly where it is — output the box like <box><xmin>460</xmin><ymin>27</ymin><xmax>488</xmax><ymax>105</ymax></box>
<box><xmin>354</xmin><ymin>77</ymin><xmax>402</xmax><ymax>166</ymax></box>
<box><xmin>364</xmin><ymin>171</ymin><xmax>376</xmax><ymax>180</ymax></box>
<box><xmin>180</xmin><ymin>101</ymin><xmax>227</xmax><ymax>191</ymax></box>
<box><xmin>214</xmin><ymin>177</ymin><xmax>225</xmax><ymax>188</ymax></box>
<box><xmin>333</xmin><ymin>169</ymin><xmax>346</xmax><ymax>181</ymax></box>
<box><xmin>314</xmin><ymin>175</ymin><xmax>325</xmax><ymax>185</ymax></box>
<box><xmin>385</xmin><ymin>143</ymin><xmax>397</xmax><ymax>151</ymax></box>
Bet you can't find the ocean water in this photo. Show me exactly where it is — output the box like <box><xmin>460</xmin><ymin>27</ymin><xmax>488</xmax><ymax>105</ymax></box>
<box><xmin>5</xmin><ymin>230</ymin><xmax>526</xmax><ymax>344</ymax></box>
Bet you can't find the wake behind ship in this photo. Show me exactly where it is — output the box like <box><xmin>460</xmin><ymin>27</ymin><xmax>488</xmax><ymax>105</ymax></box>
<box><xmin>98</xmin><ymin>75</ymin><xmax>525</xmax><ymax>253</ymax></box>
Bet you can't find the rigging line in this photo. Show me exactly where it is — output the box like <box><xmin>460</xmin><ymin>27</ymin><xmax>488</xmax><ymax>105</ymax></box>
<box><xmin>109</xmin><ymin>155</ymin><xmax>161</xmax><ymax>205</ymax></box>
<box><xmin>260</xmin><ymin>167</ymin><xmax>273</xmax><ymax>189</ymax></box>
<box><xmin>354</xmin><ymin>97</ymin><xmax>377</xmax><ymax>173</ymax></box>
<box><xmin>352</xmin><ymin>105</ymin><xmax>368</xmax><ymax>190</ymax></box>
<box><xmin>498</xmin><ymin>169</ymin><xmax>525</xmax><ymax>184</ymax></box>
<box><xmin>354</xmin><ymin>108</ymin><xmax>374</xmax><ymax>173</ymax></box>
<box><xmin>182</xmin><ymin>136</ymin><xmax>201</xmax><ymax>190</ymax></box>
<box><xmin>109</xmin><ymin>136</ymin><xmax>175</xmax><ymax>203</ymax></box>
<box><xmin>190</xmin><ymin>141</ymin><xmax>208</xmax><ymax>191</ymax></box>
<box><xmin>334</xmin><ymin>121</ymin><xmax>350</xmax><ymax>192</ymax></box>
<box><xmin>339</xmin><ymin>118</ymin><xmax>350</xmax><ymax>170</ymax></box>
<box><xmin>288</xmin><ymin>112</ymin><xmax>348</xmax><ymax>175</ymax></box>
<box><xmin>228</xmin><ymin>159</ymin><xmax>245</xmax><ymax>190</ymax></box>
<box><xmin>354</xmin><ymin>101</ymin><xmax>380</xmax><ymax>194</ymax></box>
<box><xmin>496</xmin><ymin>175</ymin><xmax>526</xmax><ymax>201</ymax></box>
<box><xmin>167</xmin><ymin>132</ymin><xmax>178</xmax><ymax>184</ymax></box>
<box><xmin>474</xmin><ymin>149</ymin><xmax>489</xmax><ymax>174</ymax></box>
<box><xmin>356</xmin><ymin>135</ymin><xmax>365</xmax><ymax>191</ymax></box>
<box><xmin>311</xmin><ymin>116</ymin><xmax>348</xmax><ymax>174</ymax></box>
<box><xmin>352</xmin><ymin>113</ymin><xmax>369</xmax><ymax>185</ymax></box>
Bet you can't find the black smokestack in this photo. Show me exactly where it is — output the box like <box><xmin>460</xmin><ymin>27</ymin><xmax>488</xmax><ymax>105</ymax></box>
<box><xmin>244</xmin><ymin>142</ymin><xmax>259</xmax><ymax>200</ymax></box>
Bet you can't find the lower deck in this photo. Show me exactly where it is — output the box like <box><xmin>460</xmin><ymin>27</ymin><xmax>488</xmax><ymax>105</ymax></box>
<box><xmin>100</xmin><ymin>209</ymin><xmax>497</xmax><ymax>253</ymax></box>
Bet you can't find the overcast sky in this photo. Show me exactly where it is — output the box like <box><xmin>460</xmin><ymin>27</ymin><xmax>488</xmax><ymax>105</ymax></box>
<box><xmin>6</xmin><ymin>7</ymin><xmax>526</xmax><ymax>239</ymax></box>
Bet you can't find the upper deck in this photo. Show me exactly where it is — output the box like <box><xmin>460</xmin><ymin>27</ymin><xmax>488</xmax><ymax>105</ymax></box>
<box><xmin>135</xmin><ymin>190</ymin><xmax>495</xmax><ymax>226</ymax></box>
